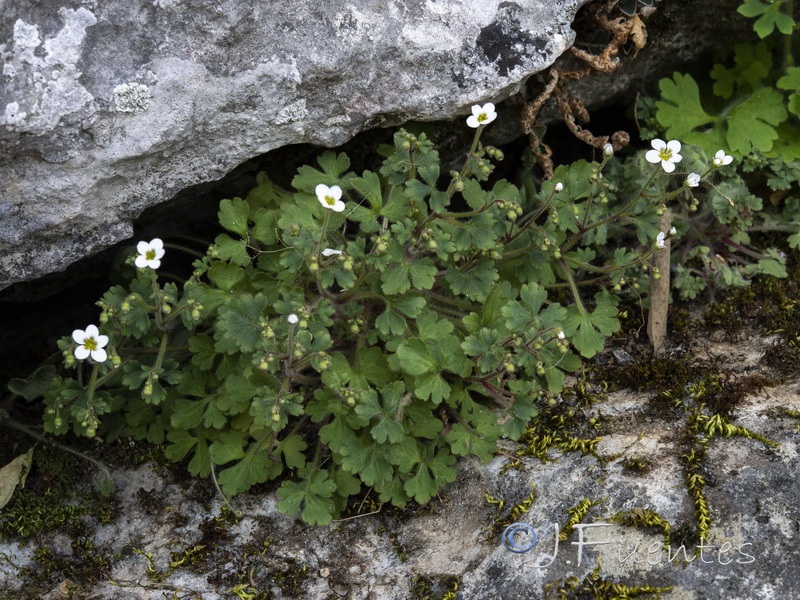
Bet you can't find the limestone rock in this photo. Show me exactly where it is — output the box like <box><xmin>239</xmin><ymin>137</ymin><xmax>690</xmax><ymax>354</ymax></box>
<box><xmin>0</xmin><ymin>0</ymin><xmax>587</xmax><ymax>289</ymax></box>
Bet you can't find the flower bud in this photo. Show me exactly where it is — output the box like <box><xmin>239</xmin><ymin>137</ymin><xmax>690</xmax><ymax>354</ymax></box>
<box><xmin>554</xmin><ymin>182</ymin><xmax>564</xmax><ymax>193</ymax></box>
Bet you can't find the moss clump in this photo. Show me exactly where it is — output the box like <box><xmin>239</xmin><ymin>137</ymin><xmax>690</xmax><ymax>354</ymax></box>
<box><xmin>410</xmin><ymin>573</ymin><xmax>461</xmax><ymax>600</ymax></box>
<box><xmin>544</xmin><ymin>563</ymin><xmax>673</xmax><ymax>599</ymax></box>
<box><xmin>620</xmin><ymin>456</ymin><xmax>654</xmax><ymax>475</ymax></box>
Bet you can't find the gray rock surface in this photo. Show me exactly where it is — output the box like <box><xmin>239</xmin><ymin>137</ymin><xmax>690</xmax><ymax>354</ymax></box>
<box><xmin>1</xmin><ymin>333</ymin><xmax>798</xmax><ymax>599</ymax></box>
<box><xmin>0</xmin><ymin>0</ymin><xmax>587</xmax><ymax>289</ymax></box>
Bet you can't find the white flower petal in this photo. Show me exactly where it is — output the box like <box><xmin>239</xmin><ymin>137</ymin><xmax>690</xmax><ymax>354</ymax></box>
<box><xmin>645</xmin><ymin>149</ymin><xmax>661</xmax><ymax>164</ymax></box>
<box><xmin>666</xmin><ymin>140</ymin><xmax>682</xmax><ymax>154</ymax></box>
<box><xmin>85</xmin><ymin>324</ymin><xmax>99</xmax><ymax>338</ymax></box>
<box><xmin>671</xmin><ymin>152</ymin><xmax>682</xmax><ymax>163</ymax></box>
<box><xmin>651</xmin><ymin>138</ymin><xmax>667</xmax><ymax>150</ymax></box>
<box><xmin>661</xmin><ymin>160</ymin><xmax>676</xmax><ymax>173</ymax></box>
<box><xmin>288</xmin><ymin>314</ymin><xmax>299</xmax><ymax>324</ymax></box>
<box><xmin>91</xmin><ymin>348</ymin><xmax>108</xmax><ymax>363</ymax></box>
<box><xmin>150</xmin><ymin>238</ymin><xmax>164</xmax><ymax>250</ymax></box>
<box><xmin>134</xmin><ymin>255</ymin><xmax>148</xmax><ymax>268</ymax></box>
<box><xmin>328</xmin><ymin>186</ymin><xmax>342</xmax><ymax>201</ymax></box>
<box><xmin>322</xmin><ymin>248</ymin><xmax>342</xmax><ymax>256</ymax></box>
<box><xmin>72</xmin><ymin>329</ymin><xmax>87</xmax><ymax>344</ymax></box>
<box><xmin>74</xmin><ymin>346</ymin><xmax>91</xmax><ymax>360</ymax></box>
<box><xmin>149</xmin><ymin>259</ymin><xmax>162</xmax><ymax>269</ymax></box>
<box><xmin>669</xmin><ymin>227</ymin><xmax>677</xmax><ymax>236</ymax></box>
<box><xmin>136</xmin><ymin>241</ymin><xmax>150</xmax><ymax>255</ymax></box>
<box><xmin>466</xmin><ymin>115</ymin><xmax>480</xmax><ymax>128</ymax></box>
<box><xmin>332</xmin><ymin>199</ymin><xmax>346</xmax><ymax>213</ymax></box>
<box><xmin>603</xmin><ymin>143</ymin><xmax>614</xmax><ymax>156</ymax></box>
<box><xmin>95</xmin><ymin>334</ymin><xmax>109</xmax><ymax>348</ymax></box>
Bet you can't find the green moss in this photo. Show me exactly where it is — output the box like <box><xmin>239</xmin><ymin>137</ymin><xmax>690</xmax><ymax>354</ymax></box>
<box><xmin>410</xmin><ymin>573</ymin><xmax>461</xmax><ymax>600</ymax></box>
<box><xmin>544</xmin><ymin>562</ymin><xmax>673</xmax><ymax>599</ymax></box>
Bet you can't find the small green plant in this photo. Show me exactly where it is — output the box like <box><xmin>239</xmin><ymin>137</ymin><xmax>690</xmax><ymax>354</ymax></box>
<box><xmin>22</xmin><ymin>103</ymin><xmax>731</xmax><ymax>525</ymax></box>
<box><xmin>638</xmin><ymin>2</ymin><xmax>800</xmax><ymax>299</ymax></box>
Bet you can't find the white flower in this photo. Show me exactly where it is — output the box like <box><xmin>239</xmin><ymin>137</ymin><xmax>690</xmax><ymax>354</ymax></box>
<box><xmin>72</xmin><ymin>325</ymin><xmax>109</xmax><ymax>362</ymax></box>
<box><xmin>554</xmin><ymin>182</ymin><xmax>564</xmax><ymax>193</ymax></box>
<box><xmin>645</xmin><ymin>139</ymin><xmax>683</xmax><ymax>173</ymax></box>
<box><xmin>135</xmin><ymin>238</ymin><xmax>165</xmax><ymax>269</ymax></box>
<box><xmin>655</xmin><ymin>232</ymin><xmax>667</xmax><ymax>249</ymax></box>
<box><xmin>603</xmin><ymin>143</ymin><xmax>614</xmax><ymax>157</ymax></box>
<box><xmin>287</xmin><ymin>314</ymin><xmax>299</xmax><ymax>324</ymax></box>
<box><xmin>321</xmin><ymin>248</ymin><xmax>343</xmax><ymax>257</ymax></box>
<box><xmin>686</xmin><ymin>173</ymin><xmax>701</xmax><ymax>188</ymax></box>
<box><xmin>669</xmin><ymin>227</ymin><xmax>677</xmax><ymax>236</ymax></box>
<box><xmin>466</xmin><ymin>102</ymin><xmax>497</xmax><ymax>128</ymax></box>
<box><xmin>315</xmin><ymin>184</ymin><xmax>345</xmax><ymax>212</ymax></box>
<box><xmin>712</xmin><ymin>150</ymin><xmax>733</xmax><ymax>167</ymax></box>
<box><xmin>557</xmin><ymin>329</ymin><xmax>565</xmax><ymax>339</ymax></box>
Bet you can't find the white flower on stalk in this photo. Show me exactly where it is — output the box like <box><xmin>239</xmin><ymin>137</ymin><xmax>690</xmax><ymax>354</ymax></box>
<box><xmin>72</xmin><ymin>325</ymin><xmax>109</xmax><ymax>362</ymax></box>
<box><xmin>712</xmin><ymin>150</ymin><xmax>733</xmax><ymax>167</ymax></box>
<box><xmin>686</xmin><ymin>173</ymin><xmax>701</xmax><ymax>188</ymax></box>
<box><xmin>554</xmin><ymin>182</ymin><xmax>564</xmax><ymax>193</ymax></box>
<box><xmin>135</xmin><ymin>238</ymin><xmax>165</xmax><ymax>269</ymax></box>
<box><xmin>321</xmin><ymin>248</ymin><xmax>343</xmax><ymax>257</ymax></box>
<box><xmin>556</xmin><ymin>329</ymin><xmax>565</xmax><ymax>340</ymax></box>
<box><xmin>669</xmin><ymin>227</ymin><xmax>677</xmax><ymax>236</ymax></box>
<box><xmin>287</xmin><ymin>314</ymin><xmax>299</xmax><ymax>324</ymax></box>
<box><xmin>466</xmin><ymin>102</ymin><xmax>497</xmax><ymax>128</ymax></box>
<box><xmin>315</xmin><ymin>184</ymin><xmax>345</xmax><ymax>212</ymax></box>
<box><xmin>645</xmin><ymin>139</ymin><xmax>682</xmax><ymax>173</ymax></box>
<box><xmin>603</xmin><ymin>143</ymin><xmax>614</xmax><ymax>157</ymax></box>
<box><xmin>655</xmin><ymin>231</ymin><xmax>667</xmax><ymax>249</ymax></box>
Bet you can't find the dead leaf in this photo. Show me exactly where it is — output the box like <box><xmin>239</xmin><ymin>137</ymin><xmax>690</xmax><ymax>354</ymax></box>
<box><xmin>0</xmin><ymin>447</ymin><xmax>34</xmax><ymax>510</ymax></box>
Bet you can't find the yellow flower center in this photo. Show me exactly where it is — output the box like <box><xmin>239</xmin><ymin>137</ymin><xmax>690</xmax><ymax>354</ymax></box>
<box><xmin>658</xmin><ymin>149</ymin><xmax>672</xmax><ymax>161</ymax></box>
<box><xmin>84</xmin><ymin>337</ymin><xmax>97</xmax><ymax>351</ymax></box>
<box><xmin>477</xmin><ymin>113</ymin><xmax>487</xmax><ymax>123</ymax></box>
<box><xmin>146</xmin><ymin>249</ymin><xmax>156</xmax><ymax>260</ymax></box>
<box><xmin>325</xmin><ymin>196</ymin><xmax>336</xmax><ymax>206</ymax></box>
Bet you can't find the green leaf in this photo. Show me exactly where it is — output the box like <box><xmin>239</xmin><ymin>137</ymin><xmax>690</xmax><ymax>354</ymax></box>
<box><xmin>738</xmin><ymin>0</ymin><xmax>795</xmax><ymax>37</ymax></box>
<box><xmin>396</xmin><ymin>339</ymin><xmax>436</xmax><ymax>375</ymax></box>
<box><xmin>445</xmin><ymin>424</ymin><xmax>498</xmax><ymax>462</ymax></box>
<box><xmin>727</xmin><ymin>88</ymin><xmax>788</xmax><ymax>155</ymax></box>
<box><xmin>461</xmin><ymin>178</ymin><xmax>489</xmax><ymax>210</ymax></box>
<box><xmin>252</xmin><ymin>208</ymin><xmax>277</xmax><ymax>245</ymax></box>
<box><xmin>215</xmin><ymin>293</ymin><xmax>270</xmax><ymax>353</ymax></box>
<box><xmin>656</xmin><ymin>73</ymin><xmax>716</xmax><ymax>140</ymax></box>
<box><xmin>413</xmin><ymin>372</ymin><xmax>451</xmax><ymax>404</ymax></box>
<box><xmin>375</xmin><ymin>305</ymin><xmax>407</xmax><ymax>336</ymax></box>
<box><xmin>355</xmin><ymin>383</ymin><xmax>407</xmax><ymax>444</ymax></box>
<box><xmin>564</xmin><ymin>296</ymin><xmax>620</xmax><ymax>358</ymax></box>
<box><xmin>214</xmin><ymin>234</ymin><xmax>251</xmax><ymax>266</ymax></box>
<box><xmin>409</xmin><ymin>260</ymin><xmax>437</xmax><ymax>290</ymax></box>
<box><xmin>351</xmin><ymin>170</ymin><xmax>383</xmax><ymax>211</ymax></box>
<box><xmin>8</xmin><ymin>365</ymin><xmax>57</xmax><ymax>401</ymax></box>
<box><xmin>278</xmin><ymin>434</ymin><xmax>308</xmax><ymax>469</ymax></box>
<box><xmin>218</xmin><ymin>198</ymin><xmax>250</xmax><ymax>236</ymax></box>
<box><xmin>207</xmin><ymin>262</ymin><xmax>245</xmax><ymax>291</ymax></box>
<box><xmin>392</xmin><ymin>295</ymin><xmax>426</xmax><ymax>318</ymax></box>
<box><xmin>209</xmin><ymin>431</ymin><xmax>247</xmax><ymax>465</ymax></box>
<box><xmin>171</xmin><ymin>398</ymin><xmax>208</xmax><ymax>429</ymax></box>
<box><xmin>218</xmin><ymin>451</ymin><xmax>281</xmax><ymax>496</ymax></box>
<box><xmin>778</xmin><ymin>67</ymin><xmax>800</xmax><ymax>118</ymax></box>
<box><xmin>380</xmin><ymin>187</ymin><xmax>410</xmax><ymax>221</ymax></box>
<box><xmin>381</xmin><ymin>265</ymin><xmax>410</xmax><ymax>295</ymax></box>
